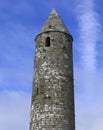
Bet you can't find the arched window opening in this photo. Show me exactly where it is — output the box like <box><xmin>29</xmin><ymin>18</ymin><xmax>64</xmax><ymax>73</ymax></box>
<box><xmin>45</xmin><ymin>37</ymin><xmax>50</xmax><ymax>47</ymax></box>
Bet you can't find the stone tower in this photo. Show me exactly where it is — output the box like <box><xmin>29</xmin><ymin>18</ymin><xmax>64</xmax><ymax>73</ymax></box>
<box><xmin>29</xmin><ymin>8</ymin><xmax>75</xmax><ymax>130</ymax></box>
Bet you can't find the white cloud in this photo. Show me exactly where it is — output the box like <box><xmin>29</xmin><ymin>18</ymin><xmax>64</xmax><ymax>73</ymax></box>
<box><xmin>74</xmin><ymin>0</ymin><xmax>103</xmax><ymax>130</ymax></box>
<box><xmin>76</xmin><ymin>99</ymin><xmax>103</xmax><ymax>130</ymax></box>
<box><xmin>76</xmin><ymin>0</ymin><xmax>101</xmax><ymax>72</ymax></box>
<box><xmin>74</xmin><ymin>66</ymin><xmax>103</xmax><ymax>130</ymax></box>
<box><xmin>0</xmin><ymin>91</ymin><xmax>31</xmax><ymax>130</ymax></box>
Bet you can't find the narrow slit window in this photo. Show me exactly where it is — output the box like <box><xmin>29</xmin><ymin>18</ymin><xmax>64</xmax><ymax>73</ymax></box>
<box><xmin>45</xmin><ymin>37</ymin><xmax>50</xmax><ymax>47</ymax></box>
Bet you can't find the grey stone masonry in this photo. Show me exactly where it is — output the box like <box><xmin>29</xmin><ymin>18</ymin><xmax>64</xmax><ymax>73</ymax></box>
<box><xmin>29</xmin><ymin>8</ymin><xmax>75</xmax><ymax>130</ymax></box>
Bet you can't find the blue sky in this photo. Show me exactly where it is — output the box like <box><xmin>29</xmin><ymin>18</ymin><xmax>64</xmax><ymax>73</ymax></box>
<box><xmin>0</xmin><ymin>0</ymin><xmax>103</xmax><ymax>130</ymax></box>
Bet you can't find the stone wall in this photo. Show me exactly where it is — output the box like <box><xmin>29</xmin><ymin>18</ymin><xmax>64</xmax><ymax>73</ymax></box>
<box><xmin>29</xmin><ymin>31</ymin><xmax>75</xmax><ymax>130</ymax></box>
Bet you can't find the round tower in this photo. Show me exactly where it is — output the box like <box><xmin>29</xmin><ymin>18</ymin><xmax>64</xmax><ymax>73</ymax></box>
<box><xmin>30</xmin><ymin>8</ymin><xmax>75</xmax><ymax>130</ymax></box>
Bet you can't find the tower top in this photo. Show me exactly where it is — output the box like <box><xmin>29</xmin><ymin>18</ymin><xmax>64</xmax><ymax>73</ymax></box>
<box><xmin>39</xmin><ymin>8</ymin><xmax>71</xmax><ymax>35</ymax></box>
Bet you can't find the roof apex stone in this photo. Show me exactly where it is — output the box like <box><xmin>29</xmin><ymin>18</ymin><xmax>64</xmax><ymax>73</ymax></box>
<box><xmin>39</xmin><ymin>8</ymin><xmax>71</xmax><ymax>35</ymax></box>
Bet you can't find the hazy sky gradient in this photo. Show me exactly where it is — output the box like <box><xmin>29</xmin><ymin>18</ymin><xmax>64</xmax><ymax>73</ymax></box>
<box><xmin>0</xmin><ymin>0</ymin><xmax>103</xmax><ymax>130</ymax></box>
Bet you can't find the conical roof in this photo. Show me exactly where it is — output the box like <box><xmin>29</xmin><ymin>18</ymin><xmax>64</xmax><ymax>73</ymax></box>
<box><xmin>39</xmin><ymin>8</ymin><xmax>70</xmax><ymax>35</ymax></box>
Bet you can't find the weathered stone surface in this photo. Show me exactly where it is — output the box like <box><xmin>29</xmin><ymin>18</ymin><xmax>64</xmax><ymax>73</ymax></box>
<box><xmin>29</xmin><ymin>8</ymin><xmax>75</xmax><ymax>130</ymax></box>
<box><xmin>39</xmin><ymin>8</ymin><xmax>71</xmax><ymax>35</ymax></box>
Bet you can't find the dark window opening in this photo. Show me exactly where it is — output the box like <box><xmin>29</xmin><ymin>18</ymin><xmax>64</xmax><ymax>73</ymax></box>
<box><xmin>49</xmin><ymin>25</ymin><xmax>52</xmax><ymax>28</ymax></box>
<box><xmin>45</xmin><ymin>37</ymin><xmax>50</xmax><ymax>47</ymax></box>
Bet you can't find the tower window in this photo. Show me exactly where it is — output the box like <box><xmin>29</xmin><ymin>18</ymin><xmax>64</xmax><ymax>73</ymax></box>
<box><xmin>45</xmin><ymin>37</ymin><xmax>50</xmax><ymax>47</ymax></box>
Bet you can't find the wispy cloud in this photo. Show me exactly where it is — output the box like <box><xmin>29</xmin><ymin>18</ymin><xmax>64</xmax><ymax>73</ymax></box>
<box><xmin>76</xmin><ymin>0</ymin><xmax>101</xmax><ymax>71</ymax></box>
<box><xmin>0</xmin><ymin>91</ymin><xmax>31</xmax><ymax>130</ymax></box>
<box><xmin>75</xmin><ymin>0</ymin><xmax>103</xmax><ymax>130</ymax></box>
<box><xmin>75</xmin><ymin>66</ymin><xmax>103</xmax><ymax>130</ymax></box>
<box><xmin>76</xmin><ymin>93</ymin><xmax>103</xmax><ymax>130</ymax></box>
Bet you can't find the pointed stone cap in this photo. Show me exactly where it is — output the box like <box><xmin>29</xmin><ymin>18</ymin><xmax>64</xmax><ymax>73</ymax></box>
<box><xmin>39</xmin><ymin>8</ymin><xmax>71</xmax><ymax>35</ymax></box>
